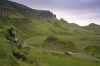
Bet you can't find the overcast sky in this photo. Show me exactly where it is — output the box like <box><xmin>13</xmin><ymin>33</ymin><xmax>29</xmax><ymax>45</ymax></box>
<box><xmin>9</xmin><ymin>0</ymin><xmax>100</xmax><ymax>26</ymax></box>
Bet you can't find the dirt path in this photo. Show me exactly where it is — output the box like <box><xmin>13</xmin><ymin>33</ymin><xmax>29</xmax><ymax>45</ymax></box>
<box><xmin>23</xmin><ymin>37</ymin><xmax>100</xmax><ymax>62</ymax></box>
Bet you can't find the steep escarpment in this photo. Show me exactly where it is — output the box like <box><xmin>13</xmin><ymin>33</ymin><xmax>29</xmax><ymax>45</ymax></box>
<box><xmin>0</xmin><ymin>0</ymin><xmax>100</xmax><ymax>66</ymax></box>
<box><xmin>0</xmin><ymin>0</ymin><xmax>56</xmax><ymax>19</ymax></box>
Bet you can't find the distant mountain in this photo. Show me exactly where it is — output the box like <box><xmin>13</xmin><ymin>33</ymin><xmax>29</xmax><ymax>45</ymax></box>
<box><xmin>0</xmin><ymin>0</ymin><xmax>100</xmax><ymax>45</ymax></box>
<box><xmin>0</xmin><ymin>0</ymin><xmax>100</xmax><ymax>66</ymax></box>
<box><xmin>83</xmin><ymin>23</ymin><xmax>100</xmax><ymax>35</ymax></box>
<box><xmin>0</xmin><ymin>0</ymin><xmax>99</xmax><ymax>40</ymax></box>
<box><xmin>88</xmin><ymin>23</ymin><xmax>100</xmax><ymax>27</ymax></box>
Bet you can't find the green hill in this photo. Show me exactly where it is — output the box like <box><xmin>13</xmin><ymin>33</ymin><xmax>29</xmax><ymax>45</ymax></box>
<box><xmin>0</xmin><ymin>0</ymin><xmax>100</xmax><ymax>66</ymax></box>
<box><xmin>84</xmin><ymin>23</ymin><xmax>100</xmax><ymax>35</ymax></box>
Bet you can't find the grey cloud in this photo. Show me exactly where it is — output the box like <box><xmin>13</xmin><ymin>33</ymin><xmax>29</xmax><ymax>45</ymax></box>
<box><xmin>9</xmin><ymin>0</ymin><xmax>100</xmax><ymax>25</ymax></box>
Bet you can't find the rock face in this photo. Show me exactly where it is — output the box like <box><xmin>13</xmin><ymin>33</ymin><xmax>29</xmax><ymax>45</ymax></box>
<box><xmin>8</xmin><ymin>27</ymin><xmax>16</xmax><ymax>38</ymax></box>
<box><xmin>6</xmin><ymin>27</ymin><xmax>22</xmax><ymax>49</ymax></box>
<box><xmin>43</xmin><ymin>36</ymin><xmax>58</xmax><ymax>43</ymax></box>
<box><xmin>0</xmin><ymin>0</ymin><xmax>56</xmax><ymax>19</ymax></box>
<box><xmin>38</xmin><ymin>10</ymin><xmax>56</xmax><ymax>18</ymax></box>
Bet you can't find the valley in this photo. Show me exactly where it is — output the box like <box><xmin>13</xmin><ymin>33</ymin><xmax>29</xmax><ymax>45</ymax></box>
<box><xmin>0</xmin><ymin>0</ymin><xmax>100</xmax><ymax>66</ymax></box>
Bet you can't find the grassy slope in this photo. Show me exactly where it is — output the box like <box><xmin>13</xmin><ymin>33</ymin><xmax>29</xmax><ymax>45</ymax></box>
<box><xmin>0</xmin><ymin>0</ymin><xmax>100</xmax><ymax>66</ymax></box>
<box><xmin>27</xmin><ymin>35</ymin><xmax>100</xmax><ymax>52</ymax></box>
<box><xmin>27</xmin><ymin>49</ymin><xmax>100</xmax><ymax>66</ymax></box>
<box><xmin>1</xmin><ymin>17</ymin><xmax>100</xmax><ymax>66</ymax></box>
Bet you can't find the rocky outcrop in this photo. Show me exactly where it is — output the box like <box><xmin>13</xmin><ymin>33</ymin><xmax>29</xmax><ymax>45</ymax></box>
<box><xmin>6</xmin><ymin>27</ymin><xmax>22</xmax><ymax>49</ymax></box>
<box><xmin>38</xmin><ymin>10</ymin><xmax>56</xmax><ymax>18</ymax></box>
<box><xmin>13</xmin><ymin>52</ymin><xmax>26</xmax><ymax>61</ymax></box>
<box><xmin>1</xmin><ymin>0</ymin><xmax>57</xmax><ymax>19</ymax></box>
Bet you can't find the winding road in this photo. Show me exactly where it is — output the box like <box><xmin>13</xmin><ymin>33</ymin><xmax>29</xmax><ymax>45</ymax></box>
<box><xmin>23</xmin><ymin>37</ymin><xmax>100</xmax><ymax>62</ymax></box>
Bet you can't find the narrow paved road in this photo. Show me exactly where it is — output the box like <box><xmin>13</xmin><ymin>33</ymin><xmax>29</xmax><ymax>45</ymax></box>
<box><xmin>72</xmin><ymin>53</ymin><xmax>100</xmax><ymax>62</ymax></box>
<box><xmin>23</xmin><ymin>37</ymin><xmax>100</xmax><ymax>62</ymax></box>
